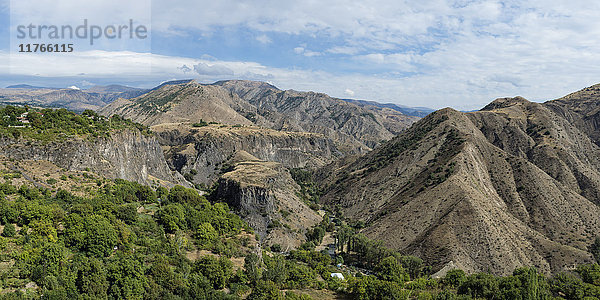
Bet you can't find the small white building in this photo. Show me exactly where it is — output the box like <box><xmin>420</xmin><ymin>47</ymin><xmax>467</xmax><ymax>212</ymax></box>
<box><xmin>18</xmin><ymin>112</ymin><xmax>29</xmax><ymax>124</ymax></box>
<box><xmin>330</xmin><ymin>273</ymin><xmax>344</xmax><ymax>280</ymax></box>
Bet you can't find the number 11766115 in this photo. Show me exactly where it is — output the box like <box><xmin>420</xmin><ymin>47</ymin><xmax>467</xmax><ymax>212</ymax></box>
<box><xmin>18</xmin><ymin>44</ymin><xmax>74</xmax><ymax>53</ymax></box>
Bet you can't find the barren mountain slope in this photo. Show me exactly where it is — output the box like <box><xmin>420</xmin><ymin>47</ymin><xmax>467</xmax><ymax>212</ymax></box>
<box><xmin>102</xmin><ymin>80</ymin><xmax>419</xmax><ymax>153</ymax></box>
<box><xmin>100</xmin><ymin>82</ymin><xmax>256</xmax><ymax>126</ymax></box>
<box><xmin>320</xmin><ymin>99</ymin><xmax>600</xmax><ymax>275</ymax></box>
<box><xmin>214</xmin><ymin>80</ymin><xmax>420</xmax><ymax>150</ymax></box>
<box><xmin>545</xmin><ymin>83</ymin><xmax>600</xmax><ymax>147</ymax></box>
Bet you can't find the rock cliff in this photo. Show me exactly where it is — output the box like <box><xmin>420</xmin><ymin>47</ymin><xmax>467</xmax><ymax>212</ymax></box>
<box><xmin>152</xmin><ymin>123</ymin><xmax>341</xmax><ymax>184</ymax></box>
<box><xmin>214</xmin><ymin>158</ymin><xmax>321</xmax><ymax>250</ymax></box>
<box><xmin>0</xmin><ymin>129</ymin><xmax>184</xmax><ymax>186</ymax></box>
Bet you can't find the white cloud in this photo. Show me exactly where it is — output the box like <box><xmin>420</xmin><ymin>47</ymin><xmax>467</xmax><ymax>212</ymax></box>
<box><xmin>10</xmin><ymin>0</ymin><xmax>151</xmax><ymax>25</ymax></box>
<box><xmin>344</xmin><ymin>89</ymin><xmax>355</xmax><ymax>97</ymax></box>
<box><xmin>256</xmin><ymin>34</ymin><xmax>272</xmax><ymax>44</ymax></box>
<box><xmin>293</xmin><ymin>46</ymin><xmax>321</xmax><ymax>57</ymax></box>
<box><xmin>193</xmin><ymin>63</ymin><xmax>234</xmax><ymax>76</ymax></box>
<box><xmin>3</xmin><ymin>48</ymin><xmax>600</xmax><ymax>110</ymax></box>
<box><xmin>327</xmin><ymin>46</ymin><xmax>362</xmax><ymax>55</ymax></box>
<box><xmin>79</xmin><ymin>80</ymin><xmax>94</xmax><ymax>87</ymax></box>
<box><xmin>178</xmin><ymin>65</ymin><xmax>192</xmax><ymax>73</ymax></box>
<box><xmin>5</xmin><ymin>1</ymin><xmax>600</xmax><ymax>109</ymax></box>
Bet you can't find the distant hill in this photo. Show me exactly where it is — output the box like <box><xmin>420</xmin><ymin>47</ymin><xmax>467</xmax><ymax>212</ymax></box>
<box><xmin>0</xmin><ymin>84</ymin><xmax>145</xmax><ymax>112</ymax></box>
<box><xmin>213</xmin><ymin>80</ymin><xmax>420</xmax><ymax>151</ymax></box>
<box><xmin>6</xmin><ymin>84</ymin><xmax>57</xmax><ymax>89</ymax></box>
<box><xmin>85</xmin><ymin>84</ymin><xmax>145</xmax><ymax>93</ymax></box>
<box><xmin>147</xmin><ymin>79</ymin><xmax>196</xmax><ymax>92</ymax></box>
<box><xmin>342</xmin><ymin>98</ymin><xmax>434</xmax><ymax>118</ymax></box>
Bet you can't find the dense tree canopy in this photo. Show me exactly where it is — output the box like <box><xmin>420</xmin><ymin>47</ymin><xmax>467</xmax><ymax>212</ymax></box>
<box><xmin>0</xmin><ymin>106</ymin><xmax>150</xmax><ymax>141</ymax></box>
<box><xmin>0</xmin><ymin>163</ymin><xmax>598</xmax><ymax>299</ymax></box>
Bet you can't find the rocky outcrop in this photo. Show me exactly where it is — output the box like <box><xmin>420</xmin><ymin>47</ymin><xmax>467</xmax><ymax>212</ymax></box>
<box><xmin>0</xmin><ymin>129</ymin><xmax>185</xmax><ymax>186</ymax></box>
<box><xmin>545</xmin><ymin>83</ymin><xmax>600</xmax><ymax>147</ymax></box>
<box><xmin>152</xmin><ymin>123</ymin><xmax>342</xmax><ymax>184</ymax></box>
<box><xmin>214</xmin><ymin>160</ymin><xmax>321</xmax><ymax>250</ymax></box>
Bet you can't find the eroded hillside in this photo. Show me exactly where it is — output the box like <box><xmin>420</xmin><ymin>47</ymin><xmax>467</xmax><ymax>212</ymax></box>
<box><xmin>321</xmin><ymin>96</ymin><xmax>600</xmax><ymax>275</ymax></box>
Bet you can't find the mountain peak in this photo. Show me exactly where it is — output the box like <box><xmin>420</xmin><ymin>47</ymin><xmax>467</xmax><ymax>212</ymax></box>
<box><xmin>481</xmin><ymin>96</ymin><xmax>530</xmax><ymax>111</ymax></box>
<box><xmin>212</xmin><ymin>79</ymin><xmax>279</xmax><ymax>91</ymax></box>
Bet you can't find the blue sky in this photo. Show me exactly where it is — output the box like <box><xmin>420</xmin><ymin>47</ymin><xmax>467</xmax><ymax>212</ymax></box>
<box><xmin>1</xmin><ymin>0</ymin><xmax>600</xmax><ymax>110</ymax></box>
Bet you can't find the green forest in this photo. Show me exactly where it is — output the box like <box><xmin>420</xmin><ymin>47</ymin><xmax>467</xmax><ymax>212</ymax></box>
<box><xmin>0</xmin><ymin>178</ymin><xmax>598</xmax><ymax>299</ymax></box>
<box><xmin>0</xmin><ymin>106</ymin><xmax>149</xmax><ymax>141</ymax></box>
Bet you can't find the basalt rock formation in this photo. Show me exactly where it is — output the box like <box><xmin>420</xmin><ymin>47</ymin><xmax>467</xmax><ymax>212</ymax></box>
<box><xmin>152</xmin><ymin>122</ymin><xmax>341</xmax><ymax>184</ymax></box>
<box><xmin>214</xmin><ymin>156</ymin><xmax>321</xmax><ymax>250</ymax></box>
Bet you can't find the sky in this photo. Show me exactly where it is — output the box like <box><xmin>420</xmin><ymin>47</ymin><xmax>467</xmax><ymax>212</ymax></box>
<box><xmin>1</xmin><ymin>0</ymin><xmax>600</xmax><ymax>110</ymax></box>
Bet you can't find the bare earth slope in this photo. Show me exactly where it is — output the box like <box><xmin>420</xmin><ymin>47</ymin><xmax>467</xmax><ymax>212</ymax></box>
<box><xmin>100</xmin><ymin>82</ymin><xmax>255</xmax><ymax>127</ymax></box>
<box><xmin>321</xmin><ymin>97</ymin><xmax>600</xmax><ymax>275</ymax></box>
<box><xmin>214</xmin><ymin>80</ymin><xmax>420</xmax><ymax>151</ymax></box>
<box><xmin>101</xmin><ymin>80</ymin><xmax>419</xmax><ymax>153</ymax></box>
<box><xmin>545</xmin><ymin>83</ymin><xmax>600</xmax><ymax>147</ymax></box>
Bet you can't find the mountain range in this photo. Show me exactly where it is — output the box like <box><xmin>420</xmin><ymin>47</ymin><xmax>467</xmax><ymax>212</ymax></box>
<box><xmin>0</xmin><ymin>84</ymin><xmax>146</xmax><ymax>111</ymax></box>
<box><xmin>4</xmin><ymin>79</ymin><xmax>600</xmax><ymax>277</ymax></box>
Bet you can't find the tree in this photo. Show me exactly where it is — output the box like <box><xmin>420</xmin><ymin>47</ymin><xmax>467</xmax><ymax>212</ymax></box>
<box><xmin>400</xmin><ymin>255</ymin><xmax>425</xmax><ymax>280</ymax></box>
<box><xmin>65</xmin><ymin>214</ymin><xmax>118</xmax><ymax>257</ymax></box>
<box><xmin>156</xmin><ymin>186</ymin><xmax>169</xmax><ymax>201</ymax></box>
<box><xmin>549</xmin><ymin>272</ymin><xmax>586</xmax><ymax>300</ymax></box>
<box><xmin>458</xmin><ymin>273</ymin><xmax>499</xmax><ymax>299</ymax></box>
<box><xmin>244</xmin><ymin>253</ymin><xmax>262</xmax><ymax>285</ymax></box>
<box><xmin>270</xmin><ymin>244</ymin><xmax>282</xmax><ymax>253</ymax></box>
<box><xmin>155</xmin><ymin>203</ymin><xmax>186</xmax><ymax>233</ymax></box>
<box><xmin>263</xmin><ymin>255</ymin><xmax>288</xmax><ymax>285</ymax></box>
<box><xmin>115</xmin><ymin>203</ymin><xmax>138</xmax><ymax>224</ymax></box>
<box><xmin>443</xmin><ymin>269</ymin><xmax>466</xmax><ymax>288</ymax></box>
<box><xmin>193</xmin><ymin>256</ymin><xmax>233</xmax><ymax>289</ymax></box>
<box><xmin>135</xmin><ymin>185</ymin><xmax>156</xmax><ymax>203</ymax></box>
<box><xmin>248</xmin><ymin>280</ymin><xmax>283</xmax><ymax>300</ymax></box>
<box><xmin>2</xmin><ymin>223</ymin><xmax>15</xmax><ymax>237</ymax></box>
<box><xmin>335</xmin><ymin>225</ymin><xmax>353</xmax><ymax>252</ymax></box>
<box><xmin>167</xmin><ymin>185</ymin><xmax>204</xmax><ymax>205</ymax></box>
<box><xmin>306</xmin><ymin>226</ymin><xmax>325</xmax><ymax>244</ymax></box>
<box><xmin>74</xmin><ymin>255</ymin><xmax>109</xmax><ymax>298</ymax></box>
<box><xmin>577</xmin><ymin>264</ymin><xmax>600</xmax><ymax>286</ymax></box>
<box><xmin>591</xmin><ymin>237</ymin><xmax>600</xmax><ymax>264</ymax></box>
<box><xmin>375</xmin><ymin>256</ymin><xmax>408</xmax><ymax>283</ymax></box>
<box><xmin>195</xmin><ymin>222</ymin><xmax>218</xmax><ymax>245</ymax></box>
<box><xmin>512</xmin><ymin>267</ymin><xmax>550</xmax><ymax>300</ymax></box>
<box><xmin>106</xmin><ymin>254</ymin><xmax>147</xmax><ymax>300</ymax></box>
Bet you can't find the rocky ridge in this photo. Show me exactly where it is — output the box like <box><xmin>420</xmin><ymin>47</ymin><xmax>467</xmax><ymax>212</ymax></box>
<box><xmin>320</xmin><ymin>95</ymin><xmax>600</xmax><ymax>275</ymax></box>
